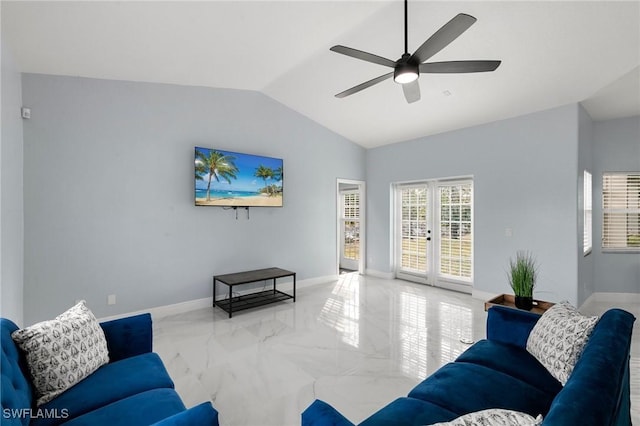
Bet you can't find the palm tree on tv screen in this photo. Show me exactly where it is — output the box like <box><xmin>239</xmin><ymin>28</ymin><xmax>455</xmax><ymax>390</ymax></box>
<box><xmin>255</xmin><ymin>165</ymin><xmax>274</xmax><ymax>195</ymax></box>
<box><xmin>195</xmin><ymin>149</ymin><xmax>239</xmax><ymax>201</ymax></box>
<box><xmin>273</xmin><ymin>166</ymin><xmax>283</xmax><ymax>182</ymax></box>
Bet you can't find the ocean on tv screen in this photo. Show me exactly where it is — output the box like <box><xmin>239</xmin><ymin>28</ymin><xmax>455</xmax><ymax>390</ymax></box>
<box><xmin>195</xmin><ymin>189</ymin><xmax>260</xmax><ymax>198</ymax></box>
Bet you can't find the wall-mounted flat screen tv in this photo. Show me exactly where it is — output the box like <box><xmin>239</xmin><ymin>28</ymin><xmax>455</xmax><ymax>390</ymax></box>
<box><xmin>195</xmin><ymin>146</ymin><xmax>283</xmax><ymax>207</ymax></box>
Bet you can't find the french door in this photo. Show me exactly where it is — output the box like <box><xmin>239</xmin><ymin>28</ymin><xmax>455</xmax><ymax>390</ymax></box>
<box><xmin>340</xmin><ymin>190</ymin><xmax>360</xmax><ymax>271</ymax></box>
<box><xmin>395</xmin><ymin>180</ymin><xmax>473</xmax><ymax>292</ymax></box>
<box><xmin>396</xmin><ymin>184</ymin><xmax>430</xmax><ymax>283</ymax></box>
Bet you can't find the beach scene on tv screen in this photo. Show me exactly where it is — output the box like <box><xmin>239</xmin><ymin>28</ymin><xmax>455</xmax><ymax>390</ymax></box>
<box><xmin>195</xmin><ymin>147</ymin><xmax>283</xmax><ymax>207</ymax></box>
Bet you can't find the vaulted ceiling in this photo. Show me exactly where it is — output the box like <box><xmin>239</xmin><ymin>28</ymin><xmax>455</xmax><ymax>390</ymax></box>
<box><xmin>3</xmin><ymin>1</ymin><xmax>639</xmax><ymax>148</ymax></box>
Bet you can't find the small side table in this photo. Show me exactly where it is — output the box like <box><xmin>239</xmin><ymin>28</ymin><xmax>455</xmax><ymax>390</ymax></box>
<box><xmin>484</xmin><ymin>294</ymin><xmax>555</xmax><ymax>315</ymax></box>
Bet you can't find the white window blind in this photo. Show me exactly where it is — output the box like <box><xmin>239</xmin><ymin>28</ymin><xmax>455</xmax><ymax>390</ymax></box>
<box><xmin>438</xmin><ymin>182</ymin><xmax>473</xmax><ymax>281</ymax></box>
<box><xmin>602</xmin><ymin>172</ymin><xmax>640</xmax><ymax>251</ymax></box>
<box><xmin>583</xmin><ymin>170</ymin><xmax>592</xmax><ymax>255</ymax></box>
<box><xmin>399</xmin><ymin>186</ymin><xmax>428</xmax><ymax>273</ymax></box>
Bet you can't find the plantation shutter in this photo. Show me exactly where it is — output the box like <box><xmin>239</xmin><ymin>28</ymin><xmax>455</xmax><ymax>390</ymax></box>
<box><xmin>343</xmin><ymin>192</ymin><xmax>360</xmax><ymax>220</ymax></box>
<box><xmin>602</xmin><ymin>172</ymin><xmax>640</xmax><ymax>251</ymax></box>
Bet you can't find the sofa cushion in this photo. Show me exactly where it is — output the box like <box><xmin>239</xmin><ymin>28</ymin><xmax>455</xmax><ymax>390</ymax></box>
<box><xmin>58</xmin><ymin>388</ymin><xmax>185</xmax><ymax>426</ymax></box>
<box><xmin>11</xmin><ymin>301</ymin><xmax>109</xmax><ymax>406</ymax></box>
<box><xmin>427</xmin><ymin>408</ymin><xmax>542</xmax><ymax>426</ymax></box>
<box><xmin>150</xmin><ymin>402</ymin><xmax>219</xmax><ymax>426</ymax></box>
<box><xmin>301</xmin><ymin>400</ymin><xmax>355</xmax><ymax>426</ymax></box>
<box><xmin>359</xmin><ymin>397</ymin><xmax>458</xmax><ymax>426</ymax></box>
<box><xmin>32</xmin><ymin>352</ymin><xmax>174</xmax><ymax>426</ymax></box>
<box><xmin>526</xmin><ymin>301</ymin><xmax>598</xmax><ymax>385</ymax></box>
<box><xmin>99</xmin><ymin>314</ymin><xmax>152</xmax><ymax>362</ymax></box>
<box><xmin>486</xmin><ymin>306</ymin><xmax>541</xmax><ymax>350</ymax></box>
<box><xmin>456</xmin><ymin>340</ymin><xmax>562</xmax><ymax>396</ymax></box>
<box><xmin>407</xmin><ymin>363</ymin><xmax>554</xmax><ymax>418</ymax></box>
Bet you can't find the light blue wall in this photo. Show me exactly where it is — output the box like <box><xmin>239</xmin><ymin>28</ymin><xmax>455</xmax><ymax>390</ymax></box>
<box><xmin>592</xmin><ymin>115</ymin><xmax>640</xmax><ymax>294</ymax></box>
<box><xmin>1</xmin><ymin>40</ymin><xmax>25</xmax><ymax>326</ymax></box>
<box><xmin>21</xmin><ymin>74</ymin><xmax>365</xmax><ymax>323</ymax></box>
<box><xmin>14</xmin><ymin>72</ymin><xmax>639</xmax><ymax>324</ymax></box>
<box><xmin>577</xmin><ymin>105</ymin><xmax>594</xmax><ymax>306</ymax></box>
<box><xmin>366</xmin><ymin>104</ymin><xmax>580</xmax><ymax>305</ymax></box>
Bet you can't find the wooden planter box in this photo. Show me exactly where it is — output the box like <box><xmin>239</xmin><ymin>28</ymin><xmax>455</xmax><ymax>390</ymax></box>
<box><xmin>484</xmin><ymin>294</ymin><xmax>555</xmax><ymax>315</ymax></box>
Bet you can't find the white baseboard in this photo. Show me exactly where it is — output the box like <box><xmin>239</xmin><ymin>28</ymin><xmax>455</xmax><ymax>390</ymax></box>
<box><xmin>365</xmin><ymin>269</ymin><xmax>394</xmax><ymax>279</ymax></box>
<box><xmin>298</xmin><ymin>275</ymin><xmax>338</xmax><ymax>287</ymax></box>
<box><xmin>98</xmin><ymin>274</ymin><xmax>338</xmax><ymax>322</ymax></box>
<box><xmin>580</xmin><ymin>292</ymin><xmax>640</xmax><ymax>309</ymax></box>
<box><xmin>98</xmin><ymin>297</ymin><xmax>213</xmax><ymax>322</ymax></box>
<box><xmin>471</xmin><ymin>289</ymin><xmax>499</xmax><ymax>301</ymax></box>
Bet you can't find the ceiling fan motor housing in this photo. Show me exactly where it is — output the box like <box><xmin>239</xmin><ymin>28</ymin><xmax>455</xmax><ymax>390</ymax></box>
<box><xmin>394</xmin><ymin>54</ymin><xmax>419</xmax><ymax>84</ymax></box>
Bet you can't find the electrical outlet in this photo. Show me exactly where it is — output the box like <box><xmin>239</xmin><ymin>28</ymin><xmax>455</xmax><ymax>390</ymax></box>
<box><xmin>107</xmin><ymin>294</ymin><xmax>116</xmax><ymax>305</ymax></box>
<box><xmin>505</xmin><ymin>228</ymin><xmax>513</xmax><ymax>237</ymax></box>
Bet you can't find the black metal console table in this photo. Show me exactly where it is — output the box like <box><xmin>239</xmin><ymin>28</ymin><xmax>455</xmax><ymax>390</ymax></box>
<box><xmin>213</xmin><ymin>267</ymin><xmax>296</xmax><ymax>318</ymax></box>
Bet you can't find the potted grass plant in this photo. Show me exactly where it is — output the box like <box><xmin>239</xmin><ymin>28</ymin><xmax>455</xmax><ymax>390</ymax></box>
<box><xmin>507</xmin><ymin>251</ymin><xmax>538</xmax><ymax>310</ymax></box>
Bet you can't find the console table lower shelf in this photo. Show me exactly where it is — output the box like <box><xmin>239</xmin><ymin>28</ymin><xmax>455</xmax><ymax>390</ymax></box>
<box><xmin>213</xmin><ymin>267</ymin><xmax>296</xmax><ymax>318</ymax></box>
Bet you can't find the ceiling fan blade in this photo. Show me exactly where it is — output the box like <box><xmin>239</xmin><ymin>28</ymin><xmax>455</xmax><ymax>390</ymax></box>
<box><xmin>330</xmin><ymin>45</ymin><xmax>397</xmax><ymax>68</ymax></box>
<box><xmin>410</xmin><ymin>13</ymin><xmax>477</xmax><ymax>64</ymax></box>
<box><xmin>335</xmin><ymin>72</ymin><xmax>394</xmax><ymax>98</ymax></box>
<box><xmin>420</xmin><ymin>60</ymin><xmax>501</xmax><ymax>73</ymax></box>
<box><xmin>402</xmin><ymin>80</ymin><xmax>421</xmax><ymax>103</ymax></box>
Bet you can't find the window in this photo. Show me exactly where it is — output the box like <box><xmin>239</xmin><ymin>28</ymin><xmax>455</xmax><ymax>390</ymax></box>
<box><xmin>583</xmin><ymin>170</ymin><xmax>592</xmax><ymax>255</ymax></box>
<box><xmin>602</xmin><ymin>172</ymin><xmax>640</xmax><ymax>251</ymax></box>
<box><xmin>341</xmin><ymin>191</ymin><xmax>360</xmax><ymax>265</ymax></box>
<box><xmin>343</xmin><ymin>192</ymin><xmax>360</xmax><ymax>220</ymax></box>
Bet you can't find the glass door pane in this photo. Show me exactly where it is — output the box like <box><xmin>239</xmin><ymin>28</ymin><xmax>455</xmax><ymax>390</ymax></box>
<box><xmin>340</xmin><ymin>191</ymin><xmax>360</xmax><ymax>271</ymax></box>
<box><xmin>438</xmin><ymin>182</ymin><xmax>472</xmax><ymax>282</ymax></box>
<box><xmin>398</xmin><ymin>186</ymin><xmax>429</xmax><ymax>276</ymax></box>
<box><xmin>343</xmin><ymin>221</ymin><xmax>360</xmax><ymax>261</ymax></box>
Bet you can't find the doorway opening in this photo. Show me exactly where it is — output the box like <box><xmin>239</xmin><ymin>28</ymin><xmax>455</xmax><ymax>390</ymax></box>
<box><xmin>337</xmin><ymin>179</ymin><xmax>365</xmax><ymax>275</ymax></box>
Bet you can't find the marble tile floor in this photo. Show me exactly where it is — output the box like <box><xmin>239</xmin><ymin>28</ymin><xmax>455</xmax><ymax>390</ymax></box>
<box><xmin>152</xmin><ymin>273</ymin><xmax>640</xmax><ymax>426</ymax></box>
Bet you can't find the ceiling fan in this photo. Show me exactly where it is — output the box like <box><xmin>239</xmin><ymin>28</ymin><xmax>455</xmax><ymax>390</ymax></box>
<box><xmin>331</xmin><ymin>0</ymin><xmax>501</xmax><ymax>103</ymax></box>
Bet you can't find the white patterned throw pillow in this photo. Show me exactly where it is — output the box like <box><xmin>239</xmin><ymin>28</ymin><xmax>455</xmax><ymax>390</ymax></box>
<box><xmin>526</xmin><ymin>301</ymin><xmax>598</xmax><ymax>385</ymax></box>
<box><xmin>427</xmin><ymin>409</ymin><xmax>543</xmax><ymax>425</ymax></box>
<box><xmin>11</xmin><ymin>301</ymin><xmax>109</xmax><ymax>405</ymax></box>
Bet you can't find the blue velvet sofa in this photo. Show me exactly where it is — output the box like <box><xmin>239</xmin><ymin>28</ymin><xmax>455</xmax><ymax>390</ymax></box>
<box><xmin>302</xmin><ymin>306</ymin><xmax>635</xmax><ymax>426</ymax></box>
<box><xmin>1</xmin><ymin>313</ymin><xmax>218</xmax><ymax>426</ymax></box>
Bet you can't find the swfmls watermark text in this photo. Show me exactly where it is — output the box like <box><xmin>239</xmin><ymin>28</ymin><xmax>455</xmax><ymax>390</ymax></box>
<box><xmin>3</xmin><ymin>408</ymin><xmax>69</xmax><ymax>420</ymax></box>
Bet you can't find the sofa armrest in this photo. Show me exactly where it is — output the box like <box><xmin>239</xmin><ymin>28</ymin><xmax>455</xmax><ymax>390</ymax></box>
<box><xmin>302</xmin><ymin>400</ymin><xmax>355</xmax><ymax>426</ymax></box>
<box><xmin>486</xmin><ymin>306</ymin><xmax>541</xmax><ymax>349</ymax></box>
<box><xmin>150</xmin><ymin>402</ymin><xmax>219</xmax><ymax>426</ymax></box>
<box><xmin>100</xmin><ymin>313</ymin><xmax>153</xmax><ymax>362</ymax></box>
<box><xmin>543</xmin><ymin>309</ymin><xmax>635</xmax><ymax>426</ymax></box>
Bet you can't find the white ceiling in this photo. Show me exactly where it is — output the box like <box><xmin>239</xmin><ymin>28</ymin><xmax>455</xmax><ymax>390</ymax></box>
<box><xmin>3</xmin><ymin>1</ymin><xmax>639</xmax><ymax>148</ymax></box>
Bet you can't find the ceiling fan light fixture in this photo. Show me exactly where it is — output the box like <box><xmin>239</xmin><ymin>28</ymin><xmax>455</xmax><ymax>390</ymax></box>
<box><xmin>394</xmin><ymin>62</ymin><xmax>419</xmax><ymax>84</ymax></box>
<box><xmin>331</xmin><ymin>1</ymin><xmax>500</xmax><ymax>103</ymax></box>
